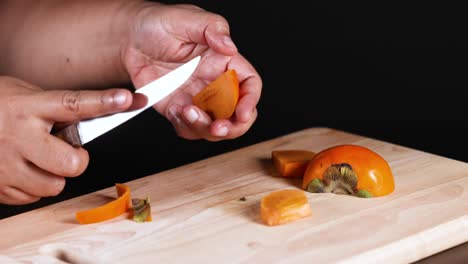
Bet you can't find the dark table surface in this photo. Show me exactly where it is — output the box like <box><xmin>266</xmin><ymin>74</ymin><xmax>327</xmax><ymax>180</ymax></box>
<box><xmin>1</xmin><ymin>1</ymin><xmax>467</xmax><ymax>263</ymax></box>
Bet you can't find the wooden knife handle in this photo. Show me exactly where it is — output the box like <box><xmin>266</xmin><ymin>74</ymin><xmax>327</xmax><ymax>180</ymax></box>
<box><xmin>53</xmin><ymin>123</ymin><xmax>82</xmax><ymax>147</ymax></box>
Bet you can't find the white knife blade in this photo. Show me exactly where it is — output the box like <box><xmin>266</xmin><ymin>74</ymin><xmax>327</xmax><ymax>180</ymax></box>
<box><xmin>54</xmin><ymin>56</ymin><xmax>200</xmax><ymax>146</ymax></box>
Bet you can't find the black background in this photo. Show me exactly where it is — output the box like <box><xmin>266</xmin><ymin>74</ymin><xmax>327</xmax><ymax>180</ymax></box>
<box><xmin>2</xmin><ymin>1</ymin><xmax>467</xmax><ymax>262</ymax></box>
<box><xmin>2</xmin><ymin>0</ymin><xmax>468</xmax><ymax>231</ymax></box>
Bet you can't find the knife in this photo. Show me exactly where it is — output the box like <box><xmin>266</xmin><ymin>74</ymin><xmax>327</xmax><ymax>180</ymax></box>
<box><xmin>54</xmin><ymin>56</ymin><xmax>201</xmax><ymax>146</ymax></box>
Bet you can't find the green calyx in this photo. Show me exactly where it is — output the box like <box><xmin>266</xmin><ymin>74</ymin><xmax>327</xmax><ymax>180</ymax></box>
<box><xmin>132</xmin><ymin>196</ymin><xmax>151</xmax><ymax>222</ymax></box>
<box><xmin>305</xmin><ymin>163</ymin><xmax>372</xmax><ymax>198</ymax></box>
<box><xmin>354</xmin><ymin>189</ymin><xmax>373</xmax><ymax>198</ymax></box>
<box><xmin>306</xmin><ymin>178</ymin><xmax>325</xmax><ymax>193</ymax></box>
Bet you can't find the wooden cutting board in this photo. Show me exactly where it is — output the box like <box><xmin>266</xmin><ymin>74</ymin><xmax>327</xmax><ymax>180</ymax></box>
<box><xmin>1</xmin><ymin>127</ymin><xmax>467</xmax><ymax>264</ymax></box>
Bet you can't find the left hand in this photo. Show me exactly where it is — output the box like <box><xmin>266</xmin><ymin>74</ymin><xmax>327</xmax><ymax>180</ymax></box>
<box><xmin>121</xmin><ymin>3</ymin><xmax>262</xmax><ymax>141</ymax></box>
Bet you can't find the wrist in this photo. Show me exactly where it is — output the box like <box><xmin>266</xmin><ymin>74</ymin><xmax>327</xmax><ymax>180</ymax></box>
<box><xmin>117</xmin><ymin>1</ymin><xmax>166</xmax><ymax>84</ymax></box>
<box><xmin>111</xmin><ymin>0</ymin><xmax>150</xmax><ymax>86</ymax></box>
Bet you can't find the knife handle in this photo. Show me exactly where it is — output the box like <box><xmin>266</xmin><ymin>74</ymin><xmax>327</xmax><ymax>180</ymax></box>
<box><xmin>53</xmin><ymin>123</ymin><xmax>83</xmax><ymax>147</ymax></box>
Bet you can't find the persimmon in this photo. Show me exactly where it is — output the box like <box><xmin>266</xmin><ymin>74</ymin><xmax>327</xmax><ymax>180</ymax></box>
<box><xmin>272</xmin><ymin>150</ymin><xmax>316</xmax><ymax>177</ymax></box>
<box><xmin>260</xmin><ymin>189</ymin><xmax>312</xmax><ymax>226</ymax></box>
<box><xmin>192</xmin><ymin>69</ymin><xmax>239</xmax><ymax>120</ymax></box>
<box><xmin>302</xmin><ymin>145</ymin><xmax>395</xmax><ymax>198</ymax></box>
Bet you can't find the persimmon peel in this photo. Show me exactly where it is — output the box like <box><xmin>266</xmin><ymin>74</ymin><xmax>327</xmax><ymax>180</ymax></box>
<box><xmin>302</xmin><ymin>145</ymin><xmax>395</xmax><ymax>198</ymax></box>
<box><xmin>75</xmin><ymin>183</ymin><xmax>130</xmax><ymax>224</ymax></box>
<box><xmin>260</xmin><ymin>189</ymin><xmax>312</xmax><ymax>226</ymax></box>
<box><xmin>272</xmin><ymin>150</ymin><xmax>316</xmax><ymax>177</ymax></box>
<box><xmin>192</xmin><ymin>69</ymin><xmax>239</xmax><ymax>120</ymax></box>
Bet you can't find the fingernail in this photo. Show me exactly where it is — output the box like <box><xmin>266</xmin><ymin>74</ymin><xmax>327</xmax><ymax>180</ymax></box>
<box><xmin>184</xmin><ymin>107</ymin><xmax>199</xmax><ymax>123</ymax></box>
<box><xmin>216</xmin><ymin>126</ymin><xmax>228</xmax><ymax>137</ymax></box>
<box><xmin>113</xmin><ymin>91</ymin><xmax>128</xmax><ymax>105</ymax></box>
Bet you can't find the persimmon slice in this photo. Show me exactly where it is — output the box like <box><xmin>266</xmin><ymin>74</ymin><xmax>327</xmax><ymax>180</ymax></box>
<box><xmin>272</xmin><ymin>150</ymin><xmax>316</xmax><ymax>177</ymax></box>
<box><xmin>260</xmin><ymin>189</ymin><xmax>312</xmax><ymax>226</ymax></box>
<box><xmin>192</xmin><ymin>69</ymin><xmax>239</xmax><ymax>120</ymax></box>
<box><xmin>75</xmin><ymin>183</ymin><xmax>130</xmax><ymax>224</ymax></box>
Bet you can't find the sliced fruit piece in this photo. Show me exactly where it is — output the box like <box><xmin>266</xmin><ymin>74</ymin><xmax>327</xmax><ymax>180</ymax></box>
<box><xmin>260</xmin><ymin>189</ymin><xmax>312</xmax><ymax>226</ymax></box>
<box><xmin>192</xmin><ymin>69</ymin><xmax>239</xmax><ymax>120</ymax></box>
<box><xmin>272</xmin><ymin>150</ymin><xmax>316</xmax><ymax>177</ymax></box>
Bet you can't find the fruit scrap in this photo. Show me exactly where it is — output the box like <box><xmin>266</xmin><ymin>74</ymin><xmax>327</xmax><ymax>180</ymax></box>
<box><xmin>192</xmin><ymin>69</ymin><xmax>239</xmax><ymax>120</ymax></box>
<box><xmin>260</xmin><ymin>189</ymin><xmax>312</xmax><ymax>226</ymax></box>
<box><xmin>302</xmin><ymin>144</ymin><xmax>395</xmax><ymax>198</ymax></box>
<box><xmin>132</xmin><ymin>196</ymin><xmax>152</xmax><ymax>223</ymax></box>
<box><xmin>272</xmin><ymin>150</ymin><xmax>316</xmax><ymax>177</ymax></box>
<box><xmin>75</xmin><ymin>183</ymin><xmax>130</xmax><ymax>224</ymax></box>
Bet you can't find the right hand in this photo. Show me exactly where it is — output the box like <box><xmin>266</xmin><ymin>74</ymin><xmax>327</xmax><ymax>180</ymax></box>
<box><xmin>0</xmin><ymin>76</ymin><xmax>141</xmax><ymax>205</ymax></box>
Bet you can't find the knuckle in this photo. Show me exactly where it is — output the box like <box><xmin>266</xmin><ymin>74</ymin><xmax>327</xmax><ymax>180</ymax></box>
<box><xmin>210</xmin><ymin>14</ymin><xmax>229</xmax><ymax>27</ymax></box>
<box><xmin>179</xmin><ymin>4</ymin><xmax>204</xmax><ymax>11</ymax></box>
<box><xmin>213</xmin><ymin>14</ymin><xmax>228</xmax><ymax>24</ymax></box>
<box><xmin>61</xmin><ymin>91</ymin><xmax>82</xmax><ymax>115</ymax></box>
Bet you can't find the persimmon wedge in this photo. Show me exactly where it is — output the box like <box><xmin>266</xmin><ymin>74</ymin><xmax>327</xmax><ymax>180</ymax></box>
<box><xmin>192</xmin><ymin>69</ymin><xmax>239</xmax><ymax>120</ymax></box>
<box><xmin>272</xmin><ymin>150</ymin><xmax>316</xmax><ymax>177</ymax></box>
<box><xmin>302</xmin><ymin>144</ymin><xmax>395</xmax><ymax>198</ymax></box>
<box><xmin>260</xmin><ymin>189</ymin><xmax>312</xmax><ymax>226</ymax></box>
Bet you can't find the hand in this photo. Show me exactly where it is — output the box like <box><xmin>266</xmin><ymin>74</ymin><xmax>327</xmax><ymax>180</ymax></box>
<box><xmin>0</xmin><ymin>76</ymin><xmax>142</xmax><ymax>205</ymax></box>
<box><xmin>121</xmin><ymin>3</ymin><xmax>262</xmax><ymax>141</ymax></box>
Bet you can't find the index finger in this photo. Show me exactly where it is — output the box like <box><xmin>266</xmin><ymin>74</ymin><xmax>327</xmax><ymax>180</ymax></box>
<box><xmin>30</xmin><ymin>89</ymin><xmax>135</xmax><ymax>122</ymax></box>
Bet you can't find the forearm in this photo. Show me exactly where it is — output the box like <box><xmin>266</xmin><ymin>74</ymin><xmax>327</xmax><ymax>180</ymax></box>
<box><xmin>0</xmin><ymin>0</ymin><xmax>144</xmax><ymax>90</ymax></box>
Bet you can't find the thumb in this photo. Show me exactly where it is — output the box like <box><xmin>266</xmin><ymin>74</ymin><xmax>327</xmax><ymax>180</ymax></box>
<box><xmin>205</xmin><ymin>20</ymin><xmax>238</xmax><ymax>55</ymax></box>
<box><xmin>167</xmin><ymin>7</ymin><xmax>237</xmax><ymax>55</ymax></box>
<box><xmin>32</xmin><ymin>88</ymin><xmax>137</xmax><ymax>122</ymax></box>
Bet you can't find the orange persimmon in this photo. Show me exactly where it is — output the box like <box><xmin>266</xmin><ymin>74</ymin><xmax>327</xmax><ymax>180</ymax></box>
<box><xmin>272</xmin><ymin>150</ymin><xmax>316</xmax><ymax>177</ymax></box>
<box><xmin>302</xmin><ymin>144</ymin><xmax>395</xmax><ymax>198</ymax></box>
<box><xmin>192</xmin><ymin>69</ymin><xmax>239</xmax><ymax>120</ymax></box>
<box><xmin>76</xmin><ymin>183</ymin><xmax>131</xmax><ymax>224</ymax></box>
<box><xmin>260</xmin><ymin>189</ymin><xmax>312</xmax><ymax>226</ymax></box>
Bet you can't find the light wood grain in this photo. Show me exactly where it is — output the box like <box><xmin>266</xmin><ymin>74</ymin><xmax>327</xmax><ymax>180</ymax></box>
<box><xmin>1</xmin><ymin>127</ymin><xmax>467</xmax><ymax>264</ymax></box>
